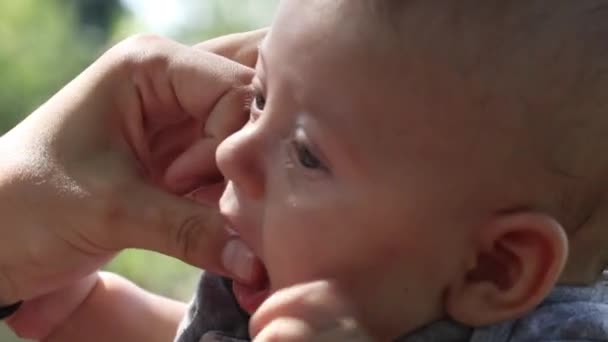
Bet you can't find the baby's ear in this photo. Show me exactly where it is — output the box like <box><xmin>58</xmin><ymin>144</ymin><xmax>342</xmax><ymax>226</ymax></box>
<box><xmin>445</xmin><ymin>212</ymin><xmax>568</xmax><ymax>326</ymax></box>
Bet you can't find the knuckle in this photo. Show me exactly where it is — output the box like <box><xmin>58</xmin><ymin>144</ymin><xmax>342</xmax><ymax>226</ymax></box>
<box><xmin>96</xmin><ymin>185</ymin><xmax>130</xmax><ymax>226</ymax></box>
<box><xmin>89</xmin><ymin>181</ymin><xmax>136</xmax><ymax>244</ymax></box>
<box><xmin>109</xmin><ymin>34</ymin><xmax>173</xmax><ymax>71</ymax></box>
<box><xmin>117</xmin><ymin>33</ymin><xmax>166</xmax><ymax>53</ymax></box>
<box><xmin>173</xmin><ymin>214</ymin><xmax>209</xmax><ymax>261</ymax></box>
<box><xmin>124</xmin><ymin>33</ymin><xmax>166</xmax><ymax>45</ymax></box>
<box><xmin>233</xmin><ymin>83</ymin><xmax>255</xmax><ymax>101</ymax></box>
<box><xmin>234</xmin><ymin>67</ymin><xmax>256</xmax><ymax>84</ymax></box>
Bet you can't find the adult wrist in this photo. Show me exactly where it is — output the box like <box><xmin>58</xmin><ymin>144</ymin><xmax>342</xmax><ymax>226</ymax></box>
<box><xmin>5</xmin><ymin>273</ymin><xmax>101</xmax><ymax>340</ymax></box>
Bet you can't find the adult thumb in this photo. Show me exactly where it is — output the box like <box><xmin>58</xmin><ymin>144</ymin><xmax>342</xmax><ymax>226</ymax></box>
<box><xmin>110</xmin><ymin>179</ymin><xmax>231</xmax><ymax>275</ymax></box>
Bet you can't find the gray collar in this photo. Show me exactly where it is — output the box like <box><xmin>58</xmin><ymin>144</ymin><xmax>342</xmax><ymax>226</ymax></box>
<box><xmin>177</xmin><ymin>273</ymin><xmax>608</xmax><ymax>342</ymax></box>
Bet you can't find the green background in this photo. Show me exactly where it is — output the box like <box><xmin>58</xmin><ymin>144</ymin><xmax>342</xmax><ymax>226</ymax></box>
<box><xmin>0</xmin><ymin>1</ymin><xmax>277</xmax><ymax>340</ymax></box>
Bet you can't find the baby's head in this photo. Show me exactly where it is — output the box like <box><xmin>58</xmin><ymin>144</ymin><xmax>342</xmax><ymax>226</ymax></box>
<box><xmin>216</xmin><ymin>0</ymin><xmax>608</xmax><ymax>339</ymax></box>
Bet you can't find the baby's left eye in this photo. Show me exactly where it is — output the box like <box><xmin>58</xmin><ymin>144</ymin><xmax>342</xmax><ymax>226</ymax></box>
<box><xmin>253</xmin><ymin>92</ymin><xmax>266</xmax><ymax>111</ymax></box>
<box><xmin>294</xmin><ymin>142</ymin><xmax>324</xmax><ymax>170</ymax></box>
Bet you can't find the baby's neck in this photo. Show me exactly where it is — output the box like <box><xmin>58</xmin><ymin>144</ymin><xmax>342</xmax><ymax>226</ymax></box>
<box><xmin>558</xmin><ymin>236</ymin><xmax>607</xmax><ymax>285</ymax></box>
<box><xmin>559</xmin><ymin>267</ymin><xmax>601</xmax><ymax>285</ymax></box>
<box><xmin>557</xmin><ymin>199</ymin><xmax>608</xmax><ymax>286</ymax></box>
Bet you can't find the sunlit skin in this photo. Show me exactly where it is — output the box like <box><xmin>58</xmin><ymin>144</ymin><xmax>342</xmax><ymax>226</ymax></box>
<box><xmin>212</xmin><ymin>0</ymin><xmax>608</xmax><ymax>339</ymax></box>
<box><xmin>217</xmin><ymin>2</ymin><xmax>483</xmax><ymax>338</ymax></box>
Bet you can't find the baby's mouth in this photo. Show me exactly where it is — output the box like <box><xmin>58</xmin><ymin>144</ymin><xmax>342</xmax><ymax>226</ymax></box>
<box><xmin>220</xmin><ymin>221</ymin><xmax>270</xmax><ymax>313</ymax></box>
<box><xmin>232</xmin><ymin>258</ymin><xmax>270</xmax><ymax>314</ymax></box>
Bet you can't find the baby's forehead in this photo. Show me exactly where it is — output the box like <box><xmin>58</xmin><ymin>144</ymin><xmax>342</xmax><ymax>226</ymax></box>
<box><xmin>267</xmin><ymin>1</ymin><xmax>491</xmax><ymax>162</ymax></box>
<box><xmin>270</xmin><ymin>0</ymin><xmax>608</xmax><ymax>163</ymax></box>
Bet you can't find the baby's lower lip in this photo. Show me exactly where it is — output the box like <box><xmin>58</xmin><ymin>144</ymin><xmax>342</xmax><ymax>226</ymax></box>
<box><xmin>228</xmin><ymin>243</ymin><xmax>270</xmax><ymax>313</ymax></box>
<box><xmin>232</xmin><ymin>280</ymin><xmax>270</xmax><ymax>314</ymax></box>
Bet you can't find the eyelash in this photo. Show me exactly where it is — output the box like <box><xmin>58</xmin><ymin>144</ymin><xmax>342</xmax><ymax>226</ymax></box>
<box><xmin>253</xmin><ymin>92</ymin><xmax>266</xmax><ymax>112</ymax></box>
<box><xmin>291</xmin><ymin>127</ymin><xmax>328</xmax><ymax>172</ymax></box>
<box><xmin>249</xmin><ymin>87</ymin><xmax>327</xmax><ymax>172</ymax></box>
<box><xmin>291</xmin><ymin>140</ymin><xmax>325</xmax><ymax>171</ymax></box>
<box><xmin>247</xmin><ymin>88</ymin><xmax>265</xmax><ymax>123</ymax></box>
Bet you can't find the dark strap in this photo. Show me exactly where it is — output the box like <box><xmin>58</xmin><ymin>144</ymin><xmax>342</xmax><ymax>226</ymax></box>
<box><xmin>0</xmin><ymin>301</ymin><xmax>22</xmax><ymax>320</ymax></box>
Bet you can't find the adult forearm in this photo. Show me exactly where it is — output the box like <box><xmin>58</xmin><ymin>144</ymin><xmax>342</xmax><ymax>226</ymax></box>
<box><xmin>44</xmin><ymin>272</ymin><xmax>186</xmax><ymax>342</ymax></box>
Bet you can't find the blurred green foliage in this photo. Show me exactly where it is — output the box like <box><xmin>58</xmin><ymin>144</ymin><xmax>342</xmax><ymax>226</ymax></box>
<box><xmin>0</xmin><ymin>0</ymin><xmax>276</xmax><ymax>340</ymax></box>
<box><xmin>105</xmin><ymin>249</ymin><xmax>201</xmax><ymax>301</ymax></box>
<box><xmin>0</xmin><ymin>0</ymin><xmax>100</xmax><ymax>132</ymax></box>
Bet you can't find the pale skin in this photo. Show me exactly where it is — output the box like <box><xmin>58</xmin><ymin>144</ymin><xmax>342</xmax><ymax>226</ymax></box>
<box><xmin>1</xmin><ymin>27</ymin><xmax>363</xmax><ymax>342</ymax></box>
<box><xmin>1</xmin><ymin>30</ymin><xmax>265</xmax><ymax>341</ymax></box>
<box><xmin>5</xmin><ymin>0</ymin><xmax>608</xmax><ymax>341</ymax></box>
<box><xmin>215</xmin><ymin>0</ymin><xmax>608</xmax><ymax>340</ymax></box>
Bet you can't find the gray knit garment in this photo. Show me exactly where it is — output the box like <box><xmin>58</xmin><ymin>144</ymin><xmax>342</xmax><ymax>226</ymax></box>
<box><xmin>175</xmin><ymin>273</ymin><xmax>608</xmax><ymax>341</ymax></box>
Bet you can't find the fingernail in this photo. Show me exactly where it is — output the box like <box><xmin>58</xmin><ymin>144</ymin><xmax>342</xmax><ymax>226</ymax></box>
<box><xmin>222</xmin><ymin>239</ymin><xmax>255</xmax><ymax>282</ymax></box>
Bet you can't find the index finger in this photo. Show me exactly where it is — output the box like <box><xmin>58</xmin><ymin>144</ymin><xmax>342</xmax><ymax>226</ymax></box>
<box><xmin>166</xmin><ymin>46</ymin><xmax>255</xmax><ymax>122</ymax></box>
<box><xmin>109</xmin><ymin>35</ymin><xmax>254</xmax><ymax>181</ymax></box>
<box><xmin>194</xmin><ymin>28</ymin><xmax>268</xmax><ymax>67</ymax></box>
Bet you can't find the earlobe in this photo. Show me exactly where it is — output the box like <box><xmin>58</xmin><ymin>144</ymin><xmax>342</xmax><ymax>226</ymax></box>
<box><xmin>445</xmin><ymin>212</ymin><xmax>568</xmax><ymax>326</ymax></box>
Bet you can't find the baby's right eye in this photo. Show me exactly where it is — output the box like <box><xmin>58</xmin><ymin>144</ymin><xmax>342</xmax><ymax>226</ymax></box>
<box><xmin>253</xmin><ymin>92</ymin><xmax>266</xmax><ymax>111</ymax></box>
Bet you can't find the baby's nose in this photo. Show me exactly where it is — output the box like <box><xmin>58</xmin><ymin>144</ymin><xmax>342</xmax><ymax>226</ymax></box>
<box><xmin>216</xmin><ymin>124</ymin><xmax>265</xmax><ymax>199</ymax></box>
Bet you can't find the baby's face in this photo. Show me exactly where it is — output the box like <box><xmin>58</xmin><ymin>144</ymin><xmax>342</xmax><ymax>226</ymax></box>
<box><xmin>217</xmin><ymin>0</ymin><xmax>497</xmax><ymax>338</ymax></box>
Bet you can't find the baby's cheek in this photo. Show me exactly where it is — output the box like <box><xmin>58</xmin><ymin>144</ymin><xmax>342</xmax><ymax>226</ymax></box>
<box><xmin>263</xmin><ymin>233</ymin><xmax>330</xmax><ymax>287</ymax></box>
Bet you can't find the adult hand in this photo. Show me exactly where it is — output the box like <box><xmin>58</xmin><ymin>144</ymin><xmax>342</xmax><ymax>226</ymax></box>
<box><xmin>195</xmin><ymin>28</ymin><xmax>266</xmax><ymax>67</ymax></box>
<box><xmin>0</xmin><ymin>30</ymin><xmax>264</xmax><ymax>309</ymax></box>
<box><xmin>250</xmin><ymin>281</ymin><xmax>374</xmax><ymax>342</ymax></box>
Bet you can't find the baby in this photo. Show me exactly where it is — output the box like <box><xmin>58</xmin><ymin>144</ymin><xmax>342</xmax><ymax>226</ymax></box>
<box><xmin>177</xmin><ymin>0</ymin><xmax>608</xmax><ymax>341</ymax></box>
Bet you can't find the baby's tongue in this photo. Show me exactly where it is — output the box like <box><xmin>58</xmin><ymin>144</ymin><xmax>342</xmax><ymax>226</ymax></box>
<box><xmin>222</xmin><ymin>239</ymin><xmax>270</xmax><ymax>313</ymax></box>
<box><xmin>221</xmin><ymin>239</ymin><xmax>266</xmax><ymax>286</ymax></box>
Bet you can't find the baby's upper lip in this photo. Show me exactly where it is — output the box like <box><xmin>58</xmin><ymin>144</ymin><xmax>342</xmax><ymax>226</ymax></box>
<box><xmin>220</xmin><ymin>209</ymin><xmax>244</xmax><ymax>236</ymax></box>
<box><xmin>219</xmin><ymin>209</ymin><xmax>260</xmax><ymax>256</ymax></box>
